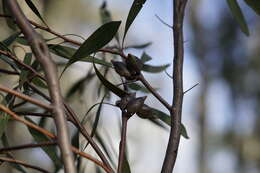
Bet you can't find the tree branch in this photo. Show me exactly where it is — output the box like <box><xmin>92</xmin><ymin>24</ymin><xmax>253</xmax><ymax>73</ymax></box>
<box><xmin>6</xmin><ymin>1</ymin><xmax>76</xmax><ymax>172</ymax></box>
<box><xmin>117</xmin><ymin>112</ymin><xmax>128</xmax><ymax>173</ymax></box>
<box><xmin>0</xmin><ymin>105</ymin><xmax>112</xmax><ymax>173</ymax></box>
<box><xmin>0</xmin><ymin>85</ymin><xmax>52</xmax><ymax>110</ymax></box>
<box><xmin>161</xmin><ymin>0</ymin><xmax>188</xmax><ymax>172</ymax></box>
<box><xmin>0</xmin><ymin>157</ymin><xmax>50</xmax><ymax>173</ymax></box>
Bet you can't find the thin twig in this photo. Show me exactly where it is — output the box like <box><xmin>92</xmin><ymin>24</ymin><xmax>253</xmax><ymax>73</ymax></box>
<box><xmin>138</xmin><ymin>74</ymin><xmax>172</xmax><ymax>111</ymax></box>
<box><xmin>0</xmin><ymin>157</ymin><xmax>50</xmax><ymax>173</ymax></box>
<box><xmin>6</xmin><ymin>1</ymin><xmax>75</xmax><ymax>172</ymax></box>
<box><xmin>117</xmin><ymin>112</ymin><xmax>128</xmax><ymax>173</ymax></box>
<box><xmin>161</xmin><ymin>0</ymin><xmax>188</xmax><ymax>172</ymax></box>
<box><xmin>155</xmin><ymin>14</ymin><xmax>173</xmax><ymax>29</ymax></box>
<box><xmin>25</xmin><ymin>82</ymin><xmax>113</xmax><ymax>172</ymax></box>
<box><xmin>183</xmin><ymin>83</ymin><xmax>199</xmax><ymax>94</ymax></box>
<box><xmin>0</xmin><ymin>85</ymin><xmax>52</xmax><ymax>110</ymax></box>
<box><xmin>0</xmin><ymin>49</ymin><xmax>45</xmax><ymax>81</ymax></box>
<box><xmin>0</xmin><ymin>141</ymin><xmax>57</xmax><ymax>153</ymax></box>
<box><xmin>0</xmin><ymin>105</ymin><xmax>112</xmax><ymax>173</ymax></box>
<box><xmin>0</xmin><ymin>69</ymin><xmax>19</xmax><ymax>75</ymax></box>
<box><xmin>0</xmin><ymin>14</ymin><xmax>127</xmax><ymax>59</ymax></box>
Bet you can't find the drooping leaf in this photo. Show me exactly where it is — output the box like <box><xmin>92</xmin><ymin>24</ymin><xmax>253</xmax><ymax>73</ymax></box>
<box><xmin>0</xmin><ymin>112</ymin><xmax>9</xmax><ymax>138</ymax></box>
<box><xmin>66</xmin><ymin>73</ymin><xmax>95</xmax><ymax>99</ymax></box>
<box><xmin>100</xmin><ymin>2</ymin><xmax>120</xmax><ymax>44</ymax></box>
<box><xmin>95</xmin><ymin>131</ymin><xmax>117</xmax><ymax>168</ymax></box>
<box><xmin>25</xmin><ymin>117</ymin><xmax>62</xmax><ymax>169</ymax></box>
<box><xmin>244</xmin><ymin>0</ymin><xmax>260</xmax><ymax>15</ymax></box>
<box><xmin>2</xmin><ymin>32</ymin><xmax>21</xmax><ymax>47</ymax></box>
<box><xmin>142</xmin><ymin>64</ymin><xmax>170</xmax><ymax>73</ymax></box>
<box><xmin>19</xmin><ymin>53</ymin><xmax>32</xmax><ymax>88</ymax></box>
<box><xmin>227</xmin><ymin>0</ymin><xmax>250</xmax><ymax>36</ymax></box>
<box><xmin>100</xmin><ymin>1</ymin><xmax>112</xmax><ymax>24</ymax></box>
<box><xmin>63</xmin><ymin>21</ymin><xmax>121</xmax><ymax>74</ymax></box>
<box><xmin>25</xmin><ymin>0</ymin><xmax>48</xmax><ymax>26</ymax></box>
<box><xmin>93</xmin><ymin>62</ymin><xmax>128</xmax><ymax>98</ymax></box>
<box><xmin>31</xmin><ymin>77</ymin><xmax>47</xmax><ymax>89</ymax></box>
<box><xmin>128</xmin><ymin>83</ymin><xmax>150</xmax><ymax>93</ymax></box>
<box><xmin>150</xmin><ymin>108</ymin><xmax>189</xmax><ymax>139</ymax></box>
<box><xmin>2</xmin><ymin>0</ymin><xmax>17</xmax><ymax>30</ymax></box>
<box><xmin>123</xmin><ymin>0</ymin><xmax>147</xmax><ymax>43</ymax></box>
<box><xmin>90</xmin><ymin>95</ymin><xmax>106</xmax><ymax>140</ymax></box>
<box><xmin>6</xmin><ymin>153</ymin><xmax>28</xmax><ymax>173</ymax></box>
<box><xmin>0</xmin><ymin>54</ymin><xmax>18</xmax><ymax>71</ymax></box>
<box><xmin>140</xmin><ymin>52</ymin><xmax>152</xmax><ymax>63</ymax></box>
<box><xmin>122</xmin><ymin>154</ymin><xmax>131</xmax><ymax>173</ymax></box>
<box><xmin>16</xmin><ymin>37</ymin><xmax>29</xmax><ymax>45</ymax></box>
<box><xmin>125</xmin><ymin>42</ymin><xmax>152</xmax><ymax>50</ymax></box>
<box><xmin>48</xmin><ymin>44</ymin><xmax>112</xmax><ymax>67</ymax></box>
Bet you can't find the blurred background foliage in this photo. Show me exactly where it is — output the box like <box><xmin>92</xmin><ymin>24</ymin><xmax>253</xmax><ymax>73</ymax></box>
<box><xmin>0</xmin><ymin>0</ymin><xmax>259</xmax><ymax>173</ymax></box>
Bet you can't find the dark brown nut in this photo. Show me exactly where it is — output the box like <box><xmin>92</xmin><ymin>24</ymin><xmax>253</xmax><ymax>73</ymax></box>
<box><xmin>126</xmin><ymin>96</ymin><xmax>147</xmax><ymax>115</ymax></box>
<box><xmin>136</xmin><ymin>104</ymin><xmax>155</xmax><ymax>119</ymax></box>
<box><xmin>126</xmin><ymin>54</ymin><xmax>144</xmax><ymax>75</ymax></box>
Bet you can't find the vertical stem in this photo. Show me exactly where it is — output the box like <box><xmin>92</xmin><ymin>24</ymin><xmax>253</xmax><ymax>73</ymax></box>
<box><xmin>6</xmin><ymin>1</ymin><xmax>76</xmax><ymax>172</ymax></box>
<box><xmin>161</xmin><ymin>0</ymin><xmax>188</xmax><ymax>172</ymax></box>
<box><xmin>117</xmin><ymin>113</ymin><xmax>128</xmax><ymax>173</ymax></box>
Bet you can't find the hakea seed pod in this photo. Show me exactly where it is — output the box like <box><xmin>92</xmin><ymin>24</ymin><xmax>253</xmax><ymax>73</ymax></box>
<box><xmin>126</xmin><ymin>96</ymin><xmax>147</xmax><ymax>115</ymax></box>
<box><xmin>136</xmin><ymin>104</ymin><xmax>155</xmax><ymax>119</ymax></box>
<box><xmin>116</xmin><ymin>93</ymin><xmax>136</xmax><ymax>110</ymax></box>
<box><xmin>126</xmin><ymin>54</ymin><xmax>144</xmax><ymax>75</ymax></box>
<box><xmin>111</xmin><ymin>60</ymin><xmax>132</xmax><ymax>78</ymax></box>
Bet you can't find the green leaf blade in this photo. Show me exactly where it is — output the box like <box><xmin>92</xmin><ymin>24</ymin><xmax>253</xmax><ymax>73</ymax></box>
<box><xmin>93</xmin><ymin>62</ymin><xmax>128</xmax><ymax>98</ymax></box>
<box><xmin>150</xmin><ymin>108</ymin><xmax>189</xmax><ymax>139</ymax></box>
<box><xmin>25</xmin><ymin>0</ymin><xmax>48</xmax><ymax>26</ymax></box>
<box><xmin>123</xmin><ymin>0</ymin><xmax>147</xmax><ymax>43</ymax></box>
<box><xmin>64</xmin><ymin>21</ymin><xmax>121</xmax><ymax>72</ymax></box>
<box><xmin>227</xmin><ymin>0</ymin><xmax>250</xmax><ymax>36</ymax></box>
<box><xmin>142</xmin><ymin>64</ymin><xmax>170</xmax><ymax>73</ymax></box>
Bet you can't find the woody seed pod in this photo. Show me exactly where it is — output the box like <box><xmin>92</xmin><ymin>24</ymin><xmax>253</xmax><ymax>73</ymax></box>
<box><xmin>126</xmin><ymin>96</ymin><xmax>147</xmax><ymax>115</ymax></box>
<box><xmin>116</xmin><ymin>93</ymin><xmax>136</xmax><ymax>110</ymax></box>
<box><xmin>111</xmin><ymin>60</ymin><xmax>132</xmax><ymax>78</ymax></box>
<box><xmin>126</xmin><ymin>54</ymin><xmax>144</xmax><ymax>75</ymax></box>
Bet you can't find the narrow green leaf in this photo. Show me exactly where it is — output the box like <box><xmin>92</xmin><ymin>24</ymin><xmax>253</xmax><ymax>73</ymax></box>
<box><xmin>123</xmin><ymin>0</ymin><xmax>147</xmax><ymax>43</ymax></box>
<box><xmin>95</xmin><ymin>131</ymin><xmax>116</xmax><ymax>168</ymax></box>
<box><xmin>0</xmin><ymin>54</ymin><xmax>18</xmax><ymax>71</ymax></box>
<box><xmin>48</xmin><ymin>44</ymin><xmax>112</xmax><ymax>67</ymax></box>
<box><xmin>2</xmin><ymin>0</ymin><xmax>17</xmax><ymax>30</ymax></box>
<box><xmin>2</xmin><ymin>32</ymin><xmax>21</xmax><ymax>46</ymax></box>
<box><xmin>66</xmin><ymin>74</ymin><xmax>94</xmax><ymax>99</ymax></box>
<box><xmin>25</xmin><ymin>117</ymin><xmax>62</xmax><ymax>169</ymax></box>
<box><xmin>93</xmin><ymin>62</ymin><xmax>128</xmax><ymax>98</ymax></box>
<box><xmin>126</xmin><ymin>42</ymin><xmax>152</xmax><ymax>49</ymax></box>
<box><xmin>90</xmin><ymin>96</ymin><xmax>106</xmax><ymax>139</ymax></box>
<box><xmin>142</xmin><ymin>64</ymin><xmax>170</xmax><ymax>73</ymax></box>
<box><xmin>150</xmin><ymin>108</ymin><xmax>189</xmax><ymax>139</ymax></box>
<box><xmin>63</xmin><ymin>21</ymin><xmax>121</xmax><ymax>74</ymax></box>
<box><xmin>128</xmin><ymin>83</ymin><xmax>150</xmax><ymax>93</ymax></box>
<box><xmin>122</xmin><ymin>154</ymin><xmax>131</xmax><ymax>173</ymax></box>
<box><xmin>19</xmin><ymin>53</ymin><xmax>32</xmax><ymax>88</ymax></box>
<box><xmin>100</xmin><ymin>2</ymin><xmax>120</xmax><ymax>44</ymax></box>
<box><xmin>227</xmin><ymin>0</ymin><xmax>250</xmax><ymax>36</ymax></box>
<box><xmin>140</xmin><ymin>52</ymin><xmax>152</xmax><ymax>63</ymax></box>
<box><xmin>6</xmin><ymin>153</ymin><xmax>28</xmax><ymax>173</ymax></box>
<box><xmin>244</xmin><ymin>0</ymin><xmax>260</xmax><ymax>15</ymax></box>
<box><xmin>0</xmin><ymin>112</ymin><xmax>9</xmax><ymax>138</ymax></box>
<box><xmin>16</xmin><ymin>37</ymin><xmax>29</xmax><ymax>45</ymax></box>
<box><xmin>25</xmin><ymin>0</ymin><xmax>48</xmax><ymax>26</ymax></box>
<box><xmin>31</xmin><ymin>77</ymin><xmax>47</xmax><ymax>89</ymax></box>
<box><xmin>100</xmin><ymin>1</ymin><xmax>112</xmax><ymax>24</ymax></box>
